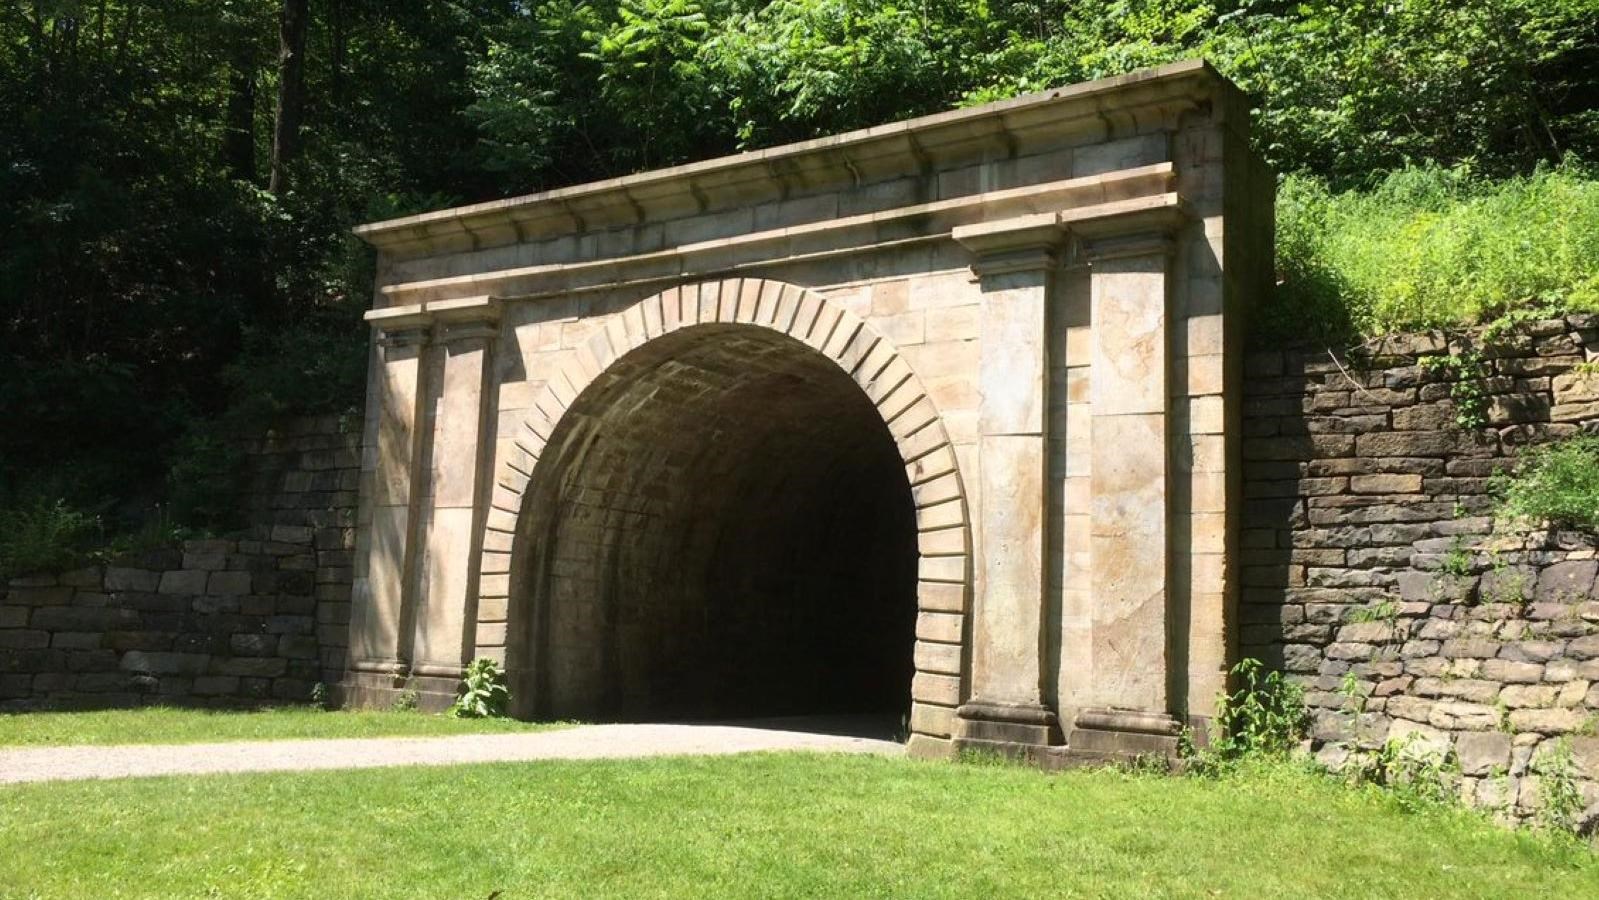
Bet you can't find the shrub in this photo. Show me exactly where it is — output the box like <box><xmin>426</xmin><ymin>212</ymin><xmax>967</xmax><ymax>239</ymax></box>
<box><xmin>1490</xmin><ymin>435</ymin><xmax>1599</xmax><ymax>531</ymax></box>
<box><xmin>1347</xmin><ymin>735</ymin><xmax>1460</xmax><ymax>812</ymax></box>
<box><xmin>1187</xmin><ymin>658</ymin><xmax>1308</xmax><ymax>772</ymax></box>
<box><xmin>451</xmin><ymin>657</ymin><xmax>511</xmax><ymax>719</ymax></box>
<box><xmin>1265</xmin><ymin>163</ymin><xmax>1599</xmax><ymax>340</ymax></box>
<box><xmin>0</xmin><ymin>498</ymin><xmax>100</xmax><ymax>579</ymax></box>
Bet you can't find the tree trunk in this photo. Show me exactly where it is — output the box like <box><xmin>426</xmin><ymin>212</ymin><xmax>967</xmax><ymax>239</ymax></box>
<box><xmin>268</xmin><ymin>0</ymin><xmax>308</xmax><ymax>195</ymax></box>
<box><xmin>222</xmin><ymin>65</ymin><xmax>256</xmax><ymax>181</ymax></box>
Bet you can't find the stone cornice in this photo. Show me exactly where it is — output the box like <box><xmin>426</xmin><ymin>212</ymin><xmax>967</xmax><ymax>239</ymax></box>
<box><xmin>953</xmin><ymin>193</ymin><xmax>1191</xmax><ymax>275</ymax></box>
<box><xmin>376</xmin><ymin>164</ymin><xmax>1177</xmax><ymax>306</ymax></box>
<box><xmin>366</xmin><ymin>295</ymin><xmax>501</xmax><ymax>343</ymax></box>
<box><xmin>354</xmin><ymin>60</ymin><xmax>1231</xmax><ymax>259</ymax></box>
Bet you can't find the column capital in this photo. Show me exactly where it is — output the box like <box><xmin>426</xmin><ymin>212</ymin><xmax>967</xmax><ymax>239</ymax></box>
<box><xmin>952</xmin><ymin>213</ymin><xmax>1065</xmax><ymax>277</ymax></box>
<box><xmin>1065</xmin><ymin>192</ymin><xmax>1190</xmax><ymax>262</ymax></box>
<box><xmin>431</xmin><ymin>295</ymin><xmax>502</xmax><ymax>345</ymax></box>
<box><xmin>367</xmin><ymin>304</ymin><xmax>431</xmax><ymax>348</ymax></box>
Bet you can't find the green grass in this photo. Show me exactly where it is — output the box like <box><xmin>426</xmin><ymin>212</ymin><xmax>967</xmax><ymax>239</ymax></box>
<box><xmin>1266</xmin><ymin>163</ymin><xmax>1599</xmax><ymax>341</ymax></box>
<box><xmin>1</xmin><ymin>755</ymin><xmax>1593</xmax><ymax>898</ymax></box>
<box><xmin>0</xmin><ymin>706</ymin><xmax>560</xmax><ymax>747</ymax></box>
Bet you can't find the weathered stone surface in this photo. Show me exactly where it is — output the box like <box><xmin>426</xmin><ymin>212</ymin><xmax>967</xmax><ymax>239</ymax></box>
<box><xmin>1455</xmin><ymin>731</ymin><xmax>1512</xmax><ymax>776</ymax></box>
<box><xmin>1536</xmin><ymin>561</ymin><xmax>1597</xmax><ymax>602</ymax></box>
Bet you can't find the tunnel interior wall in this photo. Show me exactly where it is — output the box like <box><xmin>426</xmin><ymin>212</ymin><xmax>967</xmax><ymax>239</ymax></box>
<box><xmin>511</xmin><ymin>325</ymin><xmax>918</xmax><ymax>722</ymax></box>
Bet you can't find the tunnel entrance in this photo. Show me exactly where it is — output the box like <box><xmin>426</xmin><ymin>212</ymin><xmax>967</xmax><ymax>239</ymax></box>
<box><xmin>508</xmin><ymin>324</ymin><xmax>919</xmax><ymax>729</ymax></box>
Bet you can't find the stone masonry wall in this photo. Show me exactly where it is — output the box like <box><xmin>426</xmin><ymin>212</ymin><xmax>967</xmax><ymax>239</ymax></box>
<box><xmin>0</xmin><ymin>415</ymin><xmax>358</xmax><ymax>710</ymax></box>
<box><xmin>1241</xmin><ymin>314</ymin><xmax>1599</xmax><ymax>823</ymax></box>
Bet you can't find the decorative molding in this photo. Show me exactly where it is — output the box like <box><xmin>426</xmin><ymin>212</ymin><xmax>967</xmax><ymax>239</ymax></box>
<box><xmin>353</xmin><ymin>61</ymin><xmax>1230</xmax><ymax>258</ymax></box>
<box><xmin>376</xmin><ymin>164</ymin><xmax>1176</xmax><ymax>306</ymax></box>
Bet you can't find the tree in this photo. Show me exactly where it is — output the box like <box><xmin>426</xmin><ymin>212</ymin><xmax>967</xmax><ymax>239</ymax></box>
<box><xmin>270</xmin><ymin>0</ymin><xmax>309</xmax><ymax>194</ymax></box>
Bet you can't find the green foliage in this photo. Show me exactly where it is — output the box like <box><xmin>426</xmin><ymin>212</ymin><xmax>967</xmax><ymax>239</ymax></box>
<box><xmin>1347</xmin><ymin>735</ymin><xmax>1461</xmax><ymax>812</ymax></box>
<box><xmin>1266</xmin><ymin>164</ymin><xmax>1599</xmax><ymax>340</ymax></box>
<box><xmin>392</xmin><ymin>689</ymin><xmax>420</xmax><ymax>714</ymax></box>
<box><xmin>0</xmin><ymin>499</ymin><xmax>99</xmax><ymax>579</ymax></box>
<box><xmin>5</xmin><ymin>0</ymin><xmax>1599</xmax><ymax>531</ymax></box>
<box><xmin>1347</xmin><ymin>600</ymin><xmax>1399</xmax><ymax>625</ymax></box>
<box><xmin>1440</xmin><ymin>536</ymin><xmax>1476</xmax><ymax>579</ymax></box>
<box><xmin>1187</xmin><ymin>657</ymin><xmax>1308</xmax><ymax>772</ymax></box>
<box><xmin>451</xmin><ymin>657</ymin><xmax>512</xmax><ymax>719</ymax></box>
<box><xmin>1535</xmin><ymin>738</ymin><xmax>1586</xmax><ymax>835</ymax></box>
<box><xmin>1420</xmin><ymin>353</ymin><xmax>1491</xmax><ymax>431</ymax></box>
<box><xmin>1490</xmin><ymin>435</ymin><xmax>1599</xmax><ymax>531</ymax></box>
<box><xmin>1337</xmin><ymin>672</ymin><xmax>1369</xmax><ymax>716</ymax></box>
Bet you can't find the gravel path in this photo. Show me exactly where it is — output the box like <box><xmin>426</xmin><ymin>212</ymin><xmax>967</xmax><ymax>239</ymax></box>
<box><xmin>0</xmin><ymin>722</ymin><xmax>902</xmax><ymax>785</ymax></box>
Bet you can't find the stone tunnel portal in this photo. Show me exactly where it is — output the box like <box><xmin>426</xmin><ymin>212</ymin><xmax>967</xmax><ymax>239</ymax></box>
<box><xmin>507</xmin><ymin>324</ymin><xmax>919</xmax><ymax>727</ymax></box>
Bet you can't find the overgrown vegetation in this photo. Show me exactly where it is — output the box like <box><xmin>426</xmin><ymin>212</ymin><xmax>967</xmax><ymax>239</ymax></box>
<box><xmin>1267</xmin><ymin>164</ymin><xmax>1599</xmax><ymax>341</ymax></box>
<box><xmin>1490</xmin><ymin>435</ymin><xmax>1599</xmax><ymax>531</ymax></box>
<box><xmin>3</xmin><ymin>1</ymin><xmax>1598</xmax><ymax>559</ymax></box>
<box><xmin>1186</xmin><ymin>656</ymin><xmax>1308</xmax><ymax>772</ymax></box>
<box><xmin>450</xmin><ymin>657</ymin><xmax>512</xmax><ymax>719</ymax></box>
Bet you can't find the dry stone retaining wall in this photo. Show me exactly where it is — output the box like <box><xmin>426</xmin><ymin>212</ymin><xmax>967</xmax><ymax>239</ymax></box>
<box><xmin>0</xmin><ymin>415</ymin><xmax>358</xmax><ymax>710</ymax></box>
<box><xmin>1240</xmin><ymin>315</ymin><xmax>1599</xmax><ymax>822</ymax></box>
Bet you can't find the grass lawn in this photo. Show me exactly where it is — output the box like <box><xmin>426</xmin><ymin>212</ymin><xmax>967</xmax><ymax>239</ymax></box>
<box><xmin>0</xmin><ymin>706</ymin><xmax>561</xmax><ymax>747</ymax></box>
<box><xmin>1</xmin><ymin>754</ymin><xmax>1594</xmax><ymax>898</ymax></box>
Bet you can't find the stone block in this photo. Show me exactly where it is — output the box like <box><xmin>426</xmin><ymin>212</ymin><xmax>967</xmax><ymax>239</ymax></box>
<box><xmin>278</xmin><ymin>635</ymin><xmax>319</xmax><ymax>659</ymax></box>
<box><xmin>1480</xmin><ymin>659</ymin><xmax>1544</xmax><ymax>684</ymax></box>
<box><xmin>219</xmin><ymin>657</ymin><xmax>289</xmax><ymax>680</ymax></box>
<box><xmin>207</xmin><ymin>571</ymin><xmax>253</xmax><ymax>596</ymax></box>
<box><xmin>158</xmin><ymin>570</ymin><xmax>208</xmax><ymax>595</ymax></box>
<box><xmin>192</xmin><ymin>676</ymin><xmax>240</xmax><ymax>696</ymax></box>
<box><xmin>1536</xmin><ymin>560</ymin><xmax>1597</xmax><ymax>602</ymax></box>
<box><xmin>1508</xmin><ymin>707</ymin><xmax>1587</xmax><ymax>735</ymax></box>
<box><xmin>1350</xmin><ymin>472</ymin><xmax>1424</xmax><ymax>496</ymax></box>
<box><xmin>118</xmin><ymin>651</ymin><xmax>209</xmax><ymax>676</ymax></box>
<box><xmin>1455</xmin><ymin>731</ymin><xmax>1512</xmax><ymax>776</ymax></box>
<box><xmin>182</xmin><ymin>540</ymin><xmax>230</xmax><ymax>571</ymax></box>
<box><xmin>7</xmin><ymin>586</ymin><xmax>72</xmax><ymax>607</ymax></box>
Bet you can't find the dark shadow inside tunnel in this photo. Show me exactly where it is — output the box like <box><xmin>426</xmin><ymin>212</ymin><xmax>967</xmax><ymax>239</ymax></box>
<box><xmin>506</xmin><ymin>324</ymin><xmax>918</xmax><ymax>728</ymax></box>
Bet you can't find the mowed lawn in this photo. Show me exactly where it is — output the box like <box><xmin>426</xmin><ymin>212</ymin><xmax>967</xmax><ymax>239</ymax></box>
<box><xmin>2</xmin><ymin>754</ymin><xmax>1595</xmax><ymax>899</ymax></box>
<box><xmin>0</xmin><ymin>706</ymin><xmax>561</xmax><ymax>747</ymax></box>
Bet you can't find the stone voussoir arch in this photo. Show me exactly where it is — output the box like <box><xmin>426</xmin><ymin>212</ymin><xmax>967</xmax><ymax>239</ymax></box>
<box><xmin>474</xmin><ymin>276</ymin><xmax>972</xmax><ymax>739</ymax></box>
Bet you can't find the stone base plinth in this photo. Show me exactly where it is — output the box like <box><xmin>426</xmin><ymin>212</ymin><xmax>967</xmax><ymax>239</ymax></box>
<box><xmin>339</xmin><ymin>668</ymin><xmax>459</xmax><ymax>713</ymax></box>
<box><xmin>1066</xmin><ymin>707</ymin><xmax>1182</xmax><ymax>764</ymax></box>
<box><xmin>953</xmin><ymin>699</ymin><xmax>1063</xmax><ymax>760</ymax></box>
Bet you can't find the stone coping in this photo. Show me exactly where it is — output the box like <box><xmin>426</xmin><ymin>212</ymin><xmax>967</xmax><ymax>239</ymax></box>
<box><xmin>352</xmin><ymin>60</ymin><xmax>1230</xmax><ymax>258</ymax></box>
<box><xmin>364</xmin><ymin>165</ymin><xmax>1180</xmax><ymax>314</ymax></box>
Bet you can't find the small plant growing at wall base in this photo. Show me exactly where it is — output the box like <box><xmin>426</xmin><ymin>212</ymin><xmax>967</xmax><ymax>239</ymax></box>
<box><xmin>1186</xmin><ymin>658</ymin><xmax>1308</xmax><ymax>773</ymax></box>
<box><xmin>1348</xmin><ymin>734</ymin><xmax>1461</xmax><ymax>812</ymax></box>
<box><xmin>451</xmin><ymin>657</ymin><xmax>511</xmax><ymax>719</ymax></box>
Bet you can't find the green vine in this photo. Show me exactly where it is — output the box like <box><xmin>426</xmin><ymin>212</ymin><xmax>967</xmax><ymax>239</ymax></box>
<box><xmin>1419</xmin><ymin>351</ymin><xmax>1489</xmax><ymax>430</ymax></box>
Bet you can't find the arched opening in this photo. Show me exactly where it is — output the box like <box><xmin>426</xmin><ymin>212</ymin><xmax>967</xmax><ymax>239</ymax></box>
<box><xmin>507</xmin><ymin>323</ymin><xmax>918</xmax><ymax>731</ymax></box>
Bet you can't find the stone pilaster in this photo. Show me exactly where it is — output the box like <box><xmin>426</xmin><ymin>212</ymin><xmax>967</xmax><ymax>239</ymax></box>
<box><xmin>1068</xmin><ymin>201</ymin><xmax>1189</xmax><ymax>760</ymax></box>
<box><xmin>349</xmin><ymin>306</ymin><xmax>431</xmax><ymax>681</ymax></box>
<box><xmin>951</xmin><ymin>214</ymin><xmax>1066</xmax><ymax>753</ymax></box>
<box><xmin>411</xmin><ymin>297</ymin><xmax>500</xmax><ymax>681</ymax></box>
